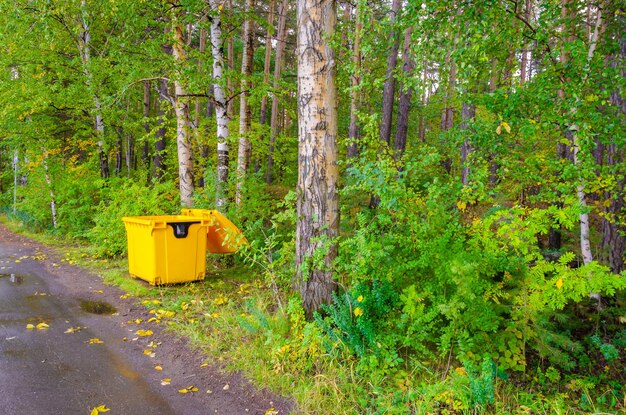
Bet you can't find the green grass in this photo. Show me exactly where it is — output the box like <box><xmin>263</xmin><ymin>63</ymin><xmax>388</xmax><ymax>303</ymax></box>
<box><xmin>2</xmin><ymin>214</ymin><xmax>624</xmax><ymax>415</ymax></box>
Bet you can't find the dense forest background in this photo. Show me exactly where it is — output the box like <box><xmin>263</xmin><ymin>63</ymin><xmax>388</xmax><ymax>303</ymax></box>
<box><xmin>1</xmin><ymin>0</ymin><xmax>625</xmax><ymax>413</ymax></box>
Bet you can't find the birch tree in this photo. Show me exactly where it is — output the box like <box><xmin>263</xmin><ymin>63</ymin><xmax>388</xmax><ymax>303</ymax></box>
<box><xmin>171</xmin><ymin>8</ymin><xmax>195</xmax><ymax>207</ymax></box>
<box><xmin>209</xmin><ymin>0</ymin><xmax>231</xmax><ymax>208</ymax></box>
<box><xmin>295</xmin><ymin>0</ymin><xmax>339</xmax><ymax>318</ymax></box>
<box><xmin>235</xmin><ymin>0</ymin><xmax>255</xmax><ymax>207</ymax></box>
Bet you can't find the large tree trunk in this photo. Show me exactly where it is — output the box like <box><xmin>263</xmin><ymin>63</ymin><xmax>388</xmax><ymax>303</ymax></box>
<box><xmin>295</xmin><ymin>0</ymin><xmax>339</xmax><ymax>319</ymax></box>
<box><xmin>210</xmin><ymin>0</ymin><xmax>231</xmax><ymax>209</ymax></box>
<box><xmin>172</xmin><ymin>17</ymin><xmax>194</xmax><ymax>208</ymax></box>
<box><xmin>235</xmin><ymin>0</ymin><xmax>255</xmax><ymax>207</ymax></box>
<box><xmin>379</xmin><ymin>0</ymin><xmax>402</xmax><ymax>146</ymax></box>
<box><xmin>266</xmin><ymin>0</ymin><xmax>289</xmax><ymax>184</ymax></box>
<box><xmin>393</xmin><ymin>27</ymin><xmax>414</xmax><ymax>162</ymax></box>
<box><xmin>347</xmin><ymin>0</ymin><xmax>362</xmax><ymax>161</ymax></box>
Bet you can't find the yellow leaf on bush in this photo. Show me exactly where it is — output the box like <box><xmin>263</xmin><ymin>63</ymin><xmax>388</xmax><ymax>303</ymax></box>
<box><xmin>354</xmin><ymin>307</ymin><xmax>363</xmax><ymax>317</ymax></box>
<box><xmin>556</xmin><ymin>278</ymin><xmax>563</xmax><ymax>289</ymax></box>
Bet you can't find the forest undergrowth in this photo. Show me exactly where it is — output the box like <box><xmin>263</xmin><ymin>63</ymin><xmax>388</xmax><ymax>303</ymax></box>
<box><xmin>2</xmin><ymin>155</ymin><xmax>625</xmax><ymax>414</ymax></box>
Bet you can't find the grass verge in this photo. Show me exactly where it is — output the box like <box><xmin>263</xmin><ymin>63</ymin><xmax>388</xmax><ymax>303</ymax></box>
<box><xmin>2</xmin><ymin>215</ymin><xmax>624</xmax><ymax>415</ymax></box>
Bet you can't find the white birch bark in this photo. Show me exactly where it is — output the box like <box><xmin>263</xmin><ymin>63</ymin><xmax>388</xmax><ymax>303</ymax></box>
<box><xmin>210</xmin><ymin>0</ymin><xmax>230</xmax><ymax>209</ymax></box>
<box><xmin>172</xmin><ymin>18</ymin><xmax>195</xmax><ymax>208</ymax></box>
<box><xmin>41</xmin><ymin>148</ymin><xmax>58</xmax><ymax>229</ymax></box>
<box><xmin>295</xmin><ymin>0</ymin><xmax>339</xmax><ymax>317</ymax></box>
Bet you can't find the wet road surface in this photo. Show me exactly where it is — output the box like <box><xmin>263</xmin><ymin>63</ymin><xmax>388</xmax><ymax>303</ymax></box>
<box><xmin>0</xmin><ymin>223</ymin><xmax>291</xmax><ymax>415</ymax></box>
<box><xmin>0</xmin><ymin>268</ymin><xmax>175</xmax><ymax>414</ymax></box>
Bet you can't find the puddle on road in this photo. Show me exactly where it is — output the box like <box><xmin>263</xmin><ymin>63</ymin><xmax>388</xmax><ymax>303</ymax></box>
<box><xmin>79</xmin><ymin>299</ymin><xmax>117</xmax><ymax>315</ymax></box>
<box><xmin>0</xmin><ymin>273</ymin><xmax>25</xmax><ymax>285</ymax></box>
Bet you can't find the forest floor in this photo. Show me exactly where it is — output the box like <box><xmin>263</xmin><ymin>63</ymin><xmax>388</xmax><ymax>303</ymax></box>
<box><xmin>0</xmin><ymin>220</ymin><xmax>292</xmax><ymax>415</ymax></box>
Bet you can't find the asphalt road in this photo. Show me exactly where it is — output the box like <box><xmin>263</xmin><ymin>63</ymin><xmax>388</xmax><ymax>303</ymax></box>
<box><xmin>0</xmin><ymin>223</ymin><xmax>290</xmax><ymax>415</ymax></box>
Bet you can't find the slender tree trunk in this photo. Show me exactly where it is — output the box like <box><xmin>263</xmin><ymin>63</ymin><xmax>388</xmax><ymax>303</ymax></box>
<box><xmin>520</xmin><ymin>0</ymin><xmax>532</xmax><ymax>85</ymax></box>
<box><xmin>440</xmin><ymin>46</ymin><xmax>457</xmax><ymax>175</ymax></box>
<box><xmin>460</xmin><ymin>102</ymin><xmax>476</xmax><ymax>186</ymax></box>
<box><xmin>195</xmin><ymin>27</ymin><xmax>209</xmax><ymax>188</ymax></box>
<box><xmin>347</xmin><ymin>0</ymin><xmax>362</xmax><ymax>161</ymax></box>
<box><xmin>41</xmin><ymin>149</ymin><xmax>57</xmax><ymax>229</ymax></box>
<box><xmin>295</xmin><ymin>0</ymin><xmax>339</xmax><ymax>319</ymax></box>
<box><xmin>266</xmin><ymin>0</ymin><xmax>289</xmax><ymax>184</ymax></box>
<box><xmin>259</xmin><ymin>0</ymin><xmax>276</xmax><ymax>126</ymax></box>
<box><xmin>602</xmin><ymin>18</ymin><xmax>626</xmax><ymax>274</ymax></box>
<box><xmin>115</xmin><ymin>130</ymin><xmax>123</xmax><ymax>175</ymax></box>
<box><xmin>172</xmin><ymin>17</ymin><xmax>195</xmax><ymax>207</ymax></box>
<box><xmin>126</xmin><ymin>131</ymin><xmax>133</xmax><ymax>175</ymax></box>
<box><xmin>198</xmin><ymin>83</ymin><xmax>215</xmax><ymax>188</ymax></box>
<box><xmin>154</xmin><ymin>78</ymin><xmax>169</xmax><ymax>182</ymax></box>
<box><xmin>226</xmin><ymin>0</ymin><xmax>235</xmax><ymax>119</ymax></box>
<box><xmin>379</xmin><ymin>0</ymin><xmax>402</xmax><ymax>146</ymax></box>
<box><xmin>418</xmin><ymin>62</ymin><xmax>428</xmax><ymax>143</ymax></box>
<box><xmin>79</xmin><ymin>0</ymin><xmax>109</xmax><ymax>179</ymax></box>
<box><xmin>210</xmin><ymin>0</ymin><xmax>231</xmax><ymax>208</ymax></box>
<box><xmin>142</xmin><ymin>80</ymin><xmax>151</xmax><ymax>173</ymax></box>
<box><xmin>236</xmin><ymin>0</ymin><xmax>255</xmax><ymax>207</ymax></box>
<box><xmin>393</xmin><ymin>26</ymin><xmax>414</xmax><ymax>162</ymax></box>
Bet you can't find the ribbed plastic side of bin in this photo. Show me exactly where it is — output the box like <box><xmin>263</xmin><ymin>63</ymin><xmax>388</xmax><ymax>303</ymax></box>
<box><xmin>180</xmin><ymin>209</ymin><xmax>247</xmax><ymax>253</ymax></box>
<box><xmin>122</xmin><ymin>215</ymin><xmax>211</xmax><ymax>285</ymax></box>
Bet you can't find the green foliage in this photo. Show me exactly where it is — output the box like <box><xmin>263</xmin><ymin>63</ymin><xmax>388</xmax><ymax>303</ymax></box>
<box><xmin>88</xmin><ymin>178</ymin><xmax>180</xmax><ymax>257</ymax></box>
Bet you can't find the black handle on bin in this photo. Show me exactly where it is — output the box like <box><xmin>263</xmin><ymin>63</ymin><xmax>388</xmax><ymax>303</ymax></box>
<box><xmin>167</xmin><ymin>221</ymin><xmax>200</xmax><ymax>239</ymax></box>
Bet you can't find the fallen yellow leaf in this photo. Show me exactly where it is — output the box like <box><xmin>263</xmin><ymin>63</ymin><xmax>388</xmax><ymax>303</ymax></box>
<box><xmin>200</xmin><ymin>363</ymin><xmax>208</xmax><ymax>368</ymax></box>
<box><xmin>89</xmin><ymin>338</ymin><xmax>104</xmax><ymax>344</ymax></box>
<box><xmin>178</xmin><ymin>389</ymin><xmax>189</xmax><ymax>394</ymax></box>
<box><xmin>26</xmin><ymin>324</ymin><xmax>35</xmax><ymax>330</ymax></box>
<box><xmin>161</xmin><ymin>378</ymin><xmax>171</xmax><ymax>386</ymax></box>
<box><xmin>65</xmin><ymin>327</ymin><xmax>82</xmax><ymax>334</ymax></box>
<box><xmin>90</xmin><ymin>404</ymin><xmax>110</xmax><ymax>414</ymax></box>
<box><xmin>36</xmin><ymin>322</ymin><xmax>49</xmax><ymax>330</ymax></box>
<box><xmin>136</xmin><ymin>329</ymin><xmax>154</xmax><ymax>337</ymax></box>
<box><xmin>154</xmin><ymin>365</ymin><xmax>163</xmax><ymax>371</ymax></box>
<box><xmin>143</xmin><ymin>350</ymin><xmax>156</xmax><ymax>357</ymax></box>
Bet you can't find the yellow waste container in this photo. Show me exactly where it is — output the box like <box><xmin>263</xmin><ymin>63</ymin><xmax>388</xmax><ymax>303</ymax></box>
<box><xmin>180</xmin><ymin>209</ymin><xmax>247</xmax><ymax>253</ymax></box>
<box><xmin>122</xmin><ymin>215</ymin><xmax>212</xmax><ymax>285</ymax></box>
